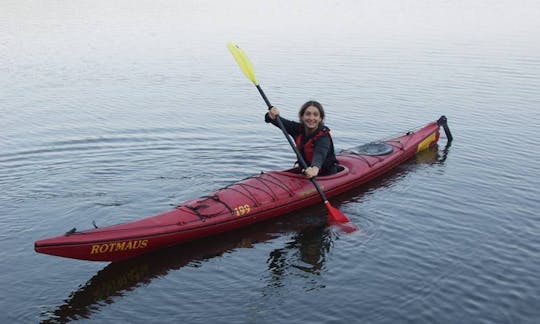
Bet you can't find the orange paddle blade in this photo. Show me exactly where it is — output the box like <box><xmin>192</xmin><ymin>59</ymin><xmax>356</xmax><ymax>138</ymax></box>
<box><xmin>325</xmin><ymin>201</ymin><xmax>349</xmax><ymax>223</ymax></box>
<box><xmin>325</xmin><ymin>201</ymin><xmax>358</xmax><ymax>233</ymax></box>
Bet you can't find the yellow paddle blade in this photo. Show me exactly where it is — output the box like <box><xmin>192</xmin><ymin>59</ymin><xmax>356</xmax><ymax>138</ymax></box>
<box><xmin>227</xmin><ymin>41</ymin><xmax>258</xmax><ymax>85</ymax></box>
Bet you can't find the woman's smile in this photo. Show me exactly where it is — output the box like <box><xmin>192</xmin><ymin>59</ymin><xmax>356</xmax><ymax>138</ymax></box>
<box><xmin>302</xmin><ymin>106</ymin><xmax>322</xmax><ymax>132</ymax></box>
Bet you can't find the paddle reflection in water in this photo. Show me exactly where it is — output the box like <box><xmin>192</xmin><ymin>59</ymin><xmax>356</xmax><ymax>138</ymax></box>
<box><xmin>39</xmin><ymin>144</ymin><xmax>449</xmax><ymax>323</ymax></box>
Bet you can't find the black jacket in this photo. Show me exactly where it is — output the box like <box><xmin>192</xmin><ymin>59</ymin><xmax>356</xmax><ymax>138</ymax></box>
<box><xmin>265</xmin><ymin>113</ymin><xmax>338</xmax><ymax>175</ymax></box>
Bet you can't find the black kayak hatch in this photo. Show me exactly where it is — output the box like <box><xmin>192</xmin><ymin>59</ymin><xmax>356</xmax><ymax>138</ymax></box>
<box><xmin>344</xmin><ymin>142</ymin><xmax>394</xmax><ymax>156</ymax></box>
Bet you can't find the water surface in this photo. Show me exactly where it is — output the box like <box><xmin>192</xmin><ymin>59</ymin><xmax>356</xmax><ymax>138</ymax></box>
<box><xmin>1</xmin><ymin>1</ymin><xmax>539</xmax><ymax>323</ymax></box>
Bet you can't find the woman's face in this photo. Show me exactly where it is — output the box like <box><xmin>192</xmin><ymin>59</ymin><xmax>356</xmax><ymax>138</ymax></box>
<box><xmin>301</xmin><ymin>105</ymin><xmax>322</xmax><ymax>132</ymax></box>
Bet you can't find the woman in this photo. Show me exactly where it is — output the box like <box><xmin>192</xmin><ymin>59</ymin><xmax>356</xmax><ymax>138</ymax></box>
<box><xmin>265</xmin><ymin>100</ymin><xmax>339</xmax><ymax>178</ymax></box>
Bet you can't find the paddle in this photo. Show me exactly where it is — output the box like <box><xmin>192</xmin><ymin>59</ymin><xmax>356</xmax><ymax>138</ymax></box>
<box><xmin>227</xmin><ymin>42</ymin><xmax>355</xmax><ymax>230</ymax></box>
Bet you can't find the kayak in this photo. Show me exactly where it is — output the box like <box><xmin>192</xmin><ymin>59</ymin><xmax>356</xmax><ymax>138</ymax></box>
<box><xmin>34</xmin><ymin>116</ymin><xmax>452</xmax><ymax>262</ymax></box>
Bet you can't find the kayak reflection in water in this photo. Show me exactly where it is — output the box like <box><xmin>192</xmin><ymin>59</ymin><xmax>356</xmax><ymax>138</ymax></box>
<box><xmin>265</xmin><ymin>100</ymin><xmax>339</xmax><ymax>178</ymax></box>
<box><xmin>39</xmin><ymin>220</ymin><xmax>332</xmax><ymax>322</ymax></box>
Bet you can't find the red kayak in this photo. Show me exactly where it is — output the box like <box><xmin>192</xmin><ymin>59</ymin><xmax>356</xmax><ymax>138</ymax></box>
<box><xmin>35</xmin><ymin>116</ymin><xmax>452</xmax><ymax>262</ymax></box>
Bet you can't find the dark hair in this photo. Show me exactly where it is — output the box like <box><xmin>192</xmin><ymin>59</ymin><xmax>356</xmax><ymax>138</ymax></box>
<box><xmin>298</xmin><ymin>100</ymin><xmax>325</xmax><ymax>120</ymax></box>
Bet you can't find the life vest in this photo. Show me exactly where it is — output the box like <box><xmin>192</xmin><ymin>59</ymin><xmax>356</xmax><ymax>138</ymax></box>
<box><xmin>294</xmin><ymin>126</ymin><xmax>331</xmax><ymax>164</ymax></box>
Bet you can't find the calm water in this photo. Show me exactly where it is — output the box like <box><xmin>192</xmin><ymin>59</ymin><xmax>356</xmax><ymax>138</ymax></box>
<box><xmin>2</xmin><ymin>1</ymin><xmax>540</xmax><ymax>323</ymax></box>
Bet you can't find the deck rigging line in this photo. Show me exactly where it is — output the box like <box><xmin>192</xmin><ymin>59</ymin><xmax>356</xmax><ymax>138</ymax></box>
<box><xmin>177</xmin><ymin>172</ymin><xmax>296</xmax><ymax>222</ymax></box>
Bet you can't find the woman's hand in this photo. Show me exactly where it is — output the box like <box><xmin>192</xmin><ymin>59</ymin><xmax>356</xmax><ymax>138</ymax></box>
<box><xmin>304</xmin><ymin>166</ymin><xmax>320</xmax><ymax>178</ymax></box>
<box><xmin>268</xmin><ymin>106</ymin><xmax>280</xmax><ymax>120</ymax></box>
